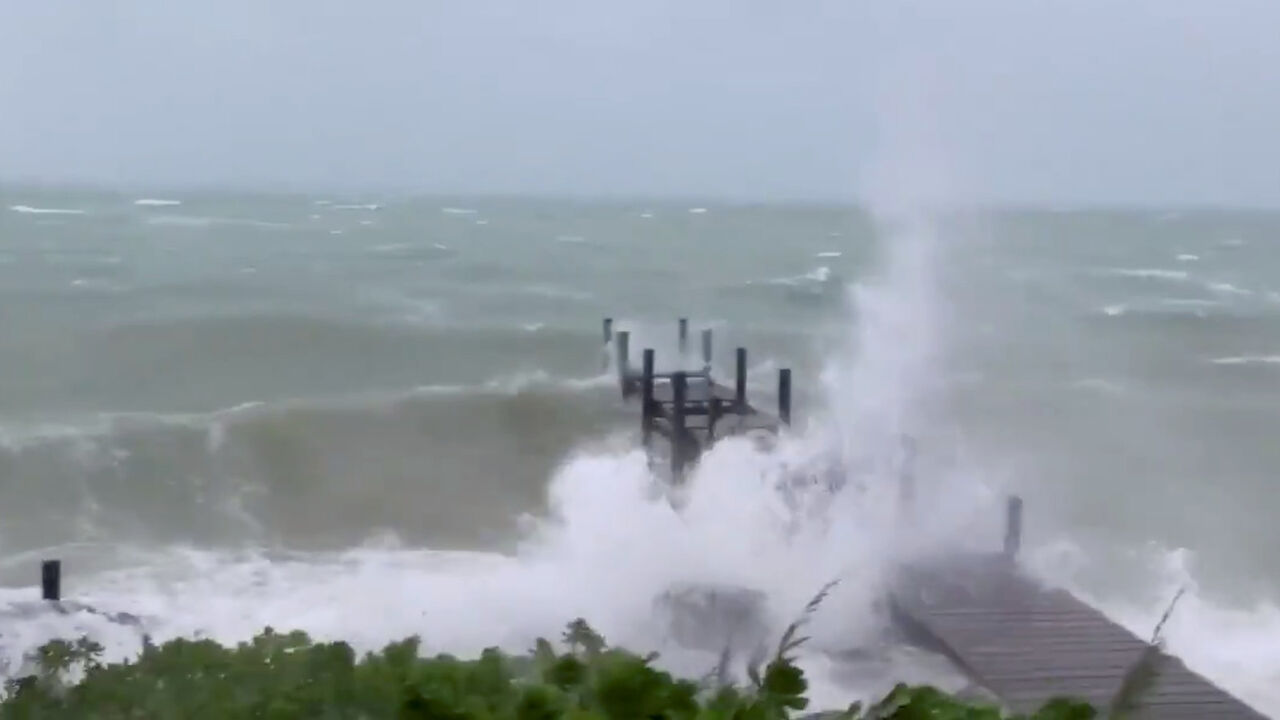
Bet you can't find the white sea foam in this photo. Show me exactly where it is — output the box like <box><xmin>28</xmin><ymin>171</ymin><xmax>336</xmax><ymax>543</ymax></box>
<box><xmin>9</xmin><ymin>205</ymin><xmax>85</xmax><ymax>215</ymax></box>
<box><xmin>333</xmin><ymin>203</ymin><xmax>381</xmax><ymax>211</ymax></box>
<box><xmin>133</xmin><ymin>198</ymin><xmax>181</xmax><ymax>207</ymax></box>
<box><xmin>688</xmin><ymin>207</ymin><xmax>708</xmax><ymax>214</ymax></box>
<box><xmin>441</xmin><ymin>207</ymin><xmax>477</xmax><ymax>215</ymax></box>
<box><xmin>1103</xmin><ymin>267</ymin><xmax>1190</xmax><ymax>281</ymax></box>
<box><xmin>1206</xmin><ymin>282</ymin><xmax>1252</xmax><ymax>296</ymax></box>
<box><xmin>1210</xmin><ymin>355</ymin><xmax>1280</xmax><ymax>366</ymax></box>
<box><xmin>816</xmin><ymin>251</ymin><xmax>843</xmax><ymax>258</ymax></box>
<box><xmin>1176</xmin><ymin>253</ymin><xmax>1200</xmax><ymax>262</ymax></box>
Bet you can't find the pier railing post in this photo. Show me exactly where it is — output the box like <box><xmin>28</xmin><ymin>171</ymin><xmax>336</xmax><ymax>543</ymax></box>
<box><xmin>671</xmin><ymin>371</ymin><xmax>688</xmax><ymax>479</ymax></box>
<box><xmin>42</xmin><ymin>559</ymin><xmax>61</xmax><ymax>601</ymax></box>
<box><xmin>641</xmin><ymin>349</ymin><xmax>656</xmax><ymax>448</ymax></box>
<box><xmin>734</xmin><ymin>348</ymin><xmax>747</xmax><ymax>410</ymax></box>
<box><xmin>603</xmin><ymin>317</ymin><xmax>613</xmax><ymax>343</ymax></box>
<box><xmin>678</xmin><ymin>318</ymin><xmax>688</xmax><ymax>356</ymax></box>
<box><xmin>616</xmin><ymin>330</ymin><xmax>631</xmax><ymax>398</ymax></box>
<box><xmin>701</xmin><ymin>328</ymin><xmax>713</xmax><ymax>373</ymax></box>
<box><xmin>1004</xmin><ymin>495</ymin><xmax>1024</xmax><ymax>558</ymax></box>
<box><xmin>777</xmin><ymin>368</ymin><xmax>792</xmax><ymax>426</ymax></box>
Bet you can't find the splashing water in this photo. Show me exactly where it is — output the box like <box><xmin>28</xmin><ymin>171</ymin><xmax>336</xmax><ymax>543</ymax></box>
<box><xmin>0</xmin><ymin>208</ymin><xmax>987</xmax><ymax>709</ymax></box>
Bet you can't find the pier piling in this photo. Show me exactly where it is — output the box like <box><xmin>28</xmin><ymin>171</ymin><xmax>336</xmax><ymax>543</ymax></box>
<box><xmin>1003</xmin><ymin>495</ymin><xmax>1023</xmax><ymax>558</ymax></box>
<box><xmin>777</xmin><ymin>368</ymin><xmax>792</xmax><ymax>426</ymax></box>
<box><xmin>615</xmin><ymin>330</ymin><xmax>631</xmax><ymax>397</ymax></box>
<box><xmin>671</xmin><ymin>371</ymin><xmax>688</xmax><ymax>477</ymax></box>
<box><xmin>734</xmin><ymin>348</ymin><xmax>747</xmax><ymax>410</ymax></box>
<box><xmin>641</xmin><ymin>349</ymin><xmax>656</xmax><ymax>448</ymax></box>
<box><xmin>41</xmin><ymin>559</ymin><xmax>61</xmax><ymax>602</ymax></box>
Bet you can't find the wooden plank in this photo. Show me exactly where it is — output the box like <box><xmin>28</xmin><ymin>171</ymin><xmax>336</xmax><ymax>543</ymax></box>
<box><xmin>892</xmin><ymin>554</ymin><xmax>1268</xmax><ymax>718</ymax></box>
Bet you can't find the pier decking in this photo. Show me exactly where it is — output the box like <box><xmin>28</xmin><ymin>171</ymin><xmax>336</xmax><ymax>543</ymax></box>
<box><xmin>891</xmin><ymin>552</ymin><xmax>1267</xmax><ymax>718</ymax></box>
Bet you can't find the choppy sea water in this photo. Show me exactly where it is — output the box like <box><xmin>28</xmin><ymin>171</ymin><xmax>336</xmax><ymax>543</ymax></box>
<box><xmin>1</xmin><ymin>188</ymin><xmax>1278</xmax><ymax>714</ymax></box>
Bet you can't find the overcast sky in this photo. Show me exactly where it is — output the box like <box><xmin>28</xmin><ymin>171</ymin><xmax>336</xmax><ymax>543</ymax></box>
<box><xmin>2</xmin><ymin>1</ymin><xmax>1278</xmax><ymax>206</ymax></box>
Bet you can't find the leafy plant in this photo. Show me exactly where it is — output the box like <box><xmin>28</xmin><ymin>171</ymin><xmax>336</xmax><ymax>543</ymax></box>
<box><xmin>0</xmin><ymin>615</ymin><xmax>1105</xmax><ymax>720</ymax></box>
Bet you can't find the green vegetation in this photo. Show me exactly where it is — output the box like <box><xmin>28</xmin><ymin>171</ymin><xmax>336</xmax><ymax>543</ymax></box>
<box><xmin>0</xmin><ymin>618</ymin><xmax>1103</xmax><ymax>720</ymax></box>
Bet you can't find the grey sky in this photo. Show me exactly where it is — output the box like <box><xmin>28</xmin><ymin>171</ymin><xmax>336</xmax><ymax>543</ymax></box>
<box><xmin>2</xmin><ymin>1</ymin><xmax>1277</xmax><ymax>206</ymax></box>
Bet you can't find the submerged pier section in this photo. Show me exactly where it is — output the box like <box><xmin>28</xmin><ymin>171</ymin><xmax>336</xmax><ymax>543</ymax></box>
<box><xmin>603</xmin><ymin>317</ymin><xmax>790</xmax><ymax>478</ymax></box>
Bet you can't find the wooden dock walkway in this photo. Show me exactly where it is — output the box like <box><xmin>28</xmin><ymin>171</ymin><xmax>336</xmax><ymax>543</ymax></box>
<box><xmin>890</xmin><ymin>501</ymin><xmax>1268</xmax><ymax>718</ymax></box>
<box><xmin>603</xmin><ymin>317</ymin><xmax>790</xmax><ymax>477</ymax></box>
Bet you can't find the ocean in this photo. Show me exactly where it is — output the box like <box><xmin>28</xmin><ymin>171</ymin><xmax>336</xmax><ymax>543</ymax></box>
<box><xmin>1</xmin><ymin>187</ymin><xmax>1278</xmax><ymax>713</ymax></box>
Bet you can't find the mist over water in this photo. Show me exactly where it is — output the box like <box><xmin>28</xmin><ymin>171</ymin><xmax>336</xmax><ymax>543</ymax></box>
<box><xmin>1</xmin><ymin>188</ymin><xmax>1279</xmax><ymax>713</ymax></box>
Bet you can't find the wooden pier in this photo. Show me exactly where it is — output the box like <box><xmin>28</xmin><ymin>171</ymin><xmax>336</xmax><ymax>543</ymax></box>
<box><xmin>604</xmin><ymin>317</ymin><xmax>790</xmax><ymax>478</ymax></box>
<box><xmin>603</xmin><ymin>317</ymin><xmax>1266</xmax><ymax>717</ymax></box>
<box><xmin>890</xmin><ymin>498</ymin><xmax>1268</xmax><ymax>718</ymax></box>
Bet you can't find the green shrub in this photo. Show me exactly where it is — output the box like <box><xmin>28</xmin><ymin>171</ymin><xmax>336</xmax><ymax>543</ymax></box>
<box><xmin>0</xmin><ymin>618</ymin><xmax>1096</xmax><ymax>719</ymax></box>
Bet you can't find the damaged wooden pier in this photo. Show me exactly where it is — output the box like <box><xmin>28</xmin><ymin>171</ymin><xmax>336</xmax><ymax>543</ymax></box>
<box><xmin>602</xmin><ymin>317</ymin><xmax>1266</xmax><ymax>717</ymax></box>
<box><xmin>603</xmin><ymin>317</ymin><xmax>791</xmax><ymax>478</ymax></box>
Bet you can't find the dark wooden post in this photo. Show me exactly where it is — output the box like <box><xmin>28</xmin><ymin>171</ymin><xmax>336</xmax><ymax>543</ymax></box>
<box><xmin>708</xmin><ymin>396</ymin><xmax>722</xmax><ymax>439</ymax></box>
<box><xmin>1004</xmin><ymin>495</ymin><xmax>1024</xmax><ymax>558</ymax></box>
<box><xmin>701</xmin><ymin>328</ymin><xmax>713</xmax><ymax>373</ymax></box>
<box><xmin>671</xmin><ymin>371</ymin><xmax>688</xmax><ymax>478</ymax></box>
<box><xmin>777</xmin><ymin>368</ymin><xmax>792</xmax><ymax>426</ymax></box>
<box><xmin>641</xmin><ymin>349</ymin><xmax>656</xmax><ymax>448</ymax></box>
<box><xmin>678</xmin><ymin>318</ymin><xmax>688</xmax><ymax>355</ymax></box>
<box><xmin>616</xmin><ymin>330</ymin><xmax>631</xmax><ymax>397</ymax></box>
<box><xmin>602</xmin><ymin>317</ymin><xmax>613</xmax><ymax>343</ymax></box>
<box><xmin>734</xmin><ymin>348</ymin><xmax>747</xmax><ymax>409</ymax></box>
<box><xmin>41</xmin><ymin>559</ymin><xmax>61</xmax><ymax>601</ymax></box>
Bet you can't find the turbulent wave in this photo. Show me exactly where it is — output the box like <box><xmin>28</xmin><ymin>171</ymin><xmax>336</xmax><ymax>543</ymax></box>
<box><xmin>1</xmin><ymin>194</ymin><xmax>1279</xmax><ymax>714</ymax></box>
<box><xmin>0</xmin><ymin>372</ymin><xmax>621</xmax><ymax>559</ymax></box>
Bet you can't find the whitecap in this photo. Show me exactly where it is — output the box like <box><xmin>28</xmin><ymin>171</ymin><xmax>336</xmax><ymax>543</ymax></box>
<box><xmin>1209</xmin><ymin>356</ymin><xmax>1280</xmax><ymax>366</ymax></box>
<box><xmin>9</xmin><ymin>205</ymin><xmax>85</xmax><ymax>215</ymax></box>
<box><xmin>441</xmin><ymin>207</ymin><xmax>477</xmax><ymax>215</ymax></box>
<box><xmin>1206</xmin><ymin>282</ymin><xmax>1251</xmax><ymax>296</ymax></box>
<box><xmin>1176</xmin><ymin>254</ymin><xmax>1200</xmax><ymax>262</ymax></box>
<box><xmin>688</xmin><ymin>207</ymin><xmax>708</xmax><ymax>214</ymax></box>
<box><xmin>1102</xmin><ymin>304</ymin><xmax>1126</xmax><ymax>316</ymax></box>
<box><xmin>816</xmin><ymin>251</ymin><xmax>843</xmax><ymax>258</ymax></box>
<box><xmin>133</xmin><ymin>198</ymin><xmax>181</xmax><ymax>207</ymax></box>
<box><xmin>1103</xmin><ymin>268</ymin><xmax>1189</xmax><ymax>281</ymax></box>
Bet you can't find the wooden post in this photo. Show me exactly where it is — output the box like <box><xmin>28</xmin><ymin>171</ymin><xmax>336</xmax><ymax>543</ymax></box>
<box><xmin>602</xmin><ymin>317</ymin><xmax>613</xmax><ymax>343</ymax></box>
<box><xmin>616</xmin><ymin>330</ymin><xmax>631</xmax><ymax>397</ymax></box>
<box><xmin>671</xmin><ymin>371</ymin><xmax>688</xmax><ymax>478</ymax></box>
<box><xmin>899</xmin><ymin>435</ymin><xmax>917</xmax><ymax>518</ymax></box>
<box><xmin>735</xmin><ymin>347</ymin><xmax>747</xmax><ymax>409</ymax></box>
<box><xmin>1004</xmin><ymin>495</ymin><xmax>1024</xmax><ymax>558</ymax></box>
<box><xmin>777</xmin><ymin>368</ymin><xmax>792</xmax><ymax>426</ymax></box>
<box><xmin>42</xmin><ymin>559</ymin><xmax>61</xmax><ymax>601</ymax></box>
<box><xmin>708</xmin><ymin>396</ymin><xmax>722</xmax><ymax>439</ymax></box>
<box><xmin>701</xmin><ymin>328</ymin><xmax>713</xmax><ymax>372</ymax></box>
<box><xmin>678</xmin><ymin>318</ymin><xmax>689</xmax><ymax>355</ymax></box>
<box><xmin>641</xmin><ymin>349</ymin><xmax>656</xmax><ymax>448</ymax></box>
